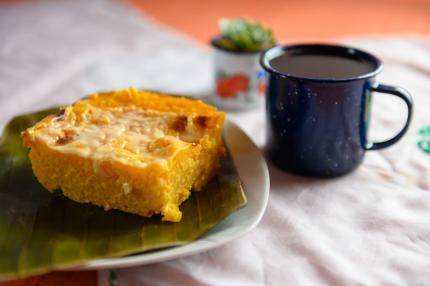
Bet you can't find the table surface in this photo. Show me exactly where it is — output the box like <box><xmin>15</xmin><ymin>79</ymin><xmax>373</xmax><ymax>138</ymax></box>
<box><xmin>0</xmin><ymin>1</ymin><xmax>429</xmax><ymax>285</ymax></box>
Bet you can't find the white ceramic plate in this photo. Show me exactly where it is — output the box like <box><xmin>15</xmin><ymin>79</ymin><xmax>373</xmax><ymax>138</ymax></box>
<box><xmin>71</xmin><ymin>120</ymin><xmax>270</xmax><ymax>270</ymax></box>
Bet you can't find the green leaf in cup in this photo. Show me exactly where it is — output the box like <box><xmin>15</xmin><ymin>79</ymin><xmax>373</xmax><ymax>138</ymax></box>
<box><xmin>218</xmin><ymin>17</ymin><xmax>276</xmax><ymax>52</ymax></box>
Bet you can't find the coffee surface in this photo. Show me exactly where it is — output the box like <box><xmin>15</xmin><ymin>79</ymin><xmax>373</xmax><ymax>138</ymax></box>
<box><xmin>269</xmin><ymin>53</ymin><xmax>376</xmax><ymax>79</ymax></box>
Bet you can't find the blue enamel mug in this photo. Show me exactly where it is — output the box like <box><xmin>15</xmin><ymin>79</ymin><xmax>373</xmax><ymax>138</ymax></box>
<box><xmin>260</xmin><ymin>44</ymin><xmax>413</xmax><ymax>177</ymax></box>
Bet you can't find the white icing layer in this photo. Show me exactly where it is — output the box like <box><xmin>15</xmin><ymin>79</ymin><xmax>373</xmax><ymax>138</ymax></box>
<box><xmin>28</xmin><ymin>104</ymin><xmax>201</xmax><ymax>169</ymax></box>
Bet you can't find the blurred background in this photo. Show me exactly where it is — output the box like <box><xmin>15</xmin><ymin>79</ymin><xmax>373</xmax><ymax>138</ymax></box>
<box><xmin>126</xmin><ymin>0</ymin><xmax>430</xmax><ymax>43</ymax></box>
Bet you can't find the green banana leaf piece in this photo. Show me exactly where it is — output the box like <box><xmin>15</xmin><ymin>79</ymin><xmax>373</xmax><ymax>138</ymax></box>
<box><xmin>0</xmin><ymin>108</ymin><xmax>247</xmax><ymax>280</ymax></box>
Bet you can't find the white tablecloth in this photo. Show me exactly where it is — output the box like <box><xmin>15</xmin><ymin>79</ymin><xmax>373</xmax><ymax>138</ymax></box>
<box><xmin>1</xmin><ymin>1</ymin><xmax>430</xmax><ymax>285</ymax></box>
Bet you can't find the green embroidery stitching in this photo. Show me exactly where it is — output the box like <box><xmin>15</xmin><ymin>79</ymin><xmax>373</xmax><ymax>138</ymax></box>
<box><xmin>418</xmin><ymin>126</ymin><xmax>430</xmax><ymax>154</ymax></box>
<box><xmin>109</xmin><ymin>270</ymin><xmax>118</xmax><ymax>286</ymax></box>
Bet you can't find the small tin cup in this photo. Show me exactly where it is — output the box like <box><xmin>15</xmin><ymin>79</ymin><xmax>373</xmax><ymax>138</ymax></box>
<box><xmin>211</xmin><ymin>38</ymin><xmax>265</xmax><ymax>110</ymax></box>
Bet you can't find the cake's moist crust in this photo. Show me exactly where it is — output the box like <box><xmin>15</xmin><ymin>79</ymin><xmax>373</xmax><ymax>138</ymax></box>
<box><xmin>22</xmin><ymin>88</ymin><xmax>225</xmax><ymax>222</ymax></box>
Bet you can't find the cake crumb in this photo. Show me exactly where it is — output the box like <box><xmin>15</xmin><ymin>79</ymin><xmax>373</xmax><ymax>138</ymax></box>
<box><xmin>122</xmin><ymin>182</ymin><xmax>131</xmax><ymax>195</ymax></box>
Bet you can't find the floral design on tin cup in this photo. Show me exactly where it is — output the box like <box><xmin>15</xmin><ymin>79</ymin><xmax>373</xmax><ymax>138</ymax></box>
<box><xmin>216</xmin><ymin>72</ymin><xmax>250</xmax><ymax>99</ymax></box>
<box><xmin>257</xmin><ymin>69</ymin><xmax>266</xmax><ymax>96</ymax></box>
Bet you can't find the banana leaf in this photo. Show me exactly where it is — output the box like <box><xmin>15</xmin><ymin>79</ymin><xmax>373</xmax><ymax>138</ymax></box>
<box><xmin>0</xmin><ymin>108</ymin><xmax>247</xmax><ymax>280</ymax></box>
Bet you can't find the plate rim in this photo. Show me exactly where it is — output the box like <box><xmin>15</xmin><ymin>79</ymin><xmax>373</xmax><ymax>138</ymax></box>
<box><xmin>68</xmin><ymin>119</ymin><xmax>270</xmax><ymax>270</ymax></box>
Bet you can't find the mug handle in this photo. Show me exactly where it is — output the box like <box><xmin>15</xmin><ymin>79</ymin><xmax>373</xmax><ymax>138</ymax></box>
<box><xmin>365</xmin><ymin>83</ymin><xmax>413</xmax><ymax>150</ymax></box>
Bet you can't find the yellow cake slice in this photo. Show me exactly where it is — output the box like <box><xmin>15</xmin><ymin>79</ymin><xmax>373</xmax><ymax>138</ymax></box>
<box><xmin>21</xmin><ymin>88</ymin><xmax>225</xmax><ymax>222</ymax></box>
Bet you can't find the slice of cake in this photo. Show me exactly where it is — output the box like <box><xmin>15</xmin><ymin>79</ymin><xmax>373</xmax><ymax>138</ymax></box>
<box><xmin>21</xmin><ymin>88</ymin><xmax>225</xmax><ymax>222</ymax></box>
